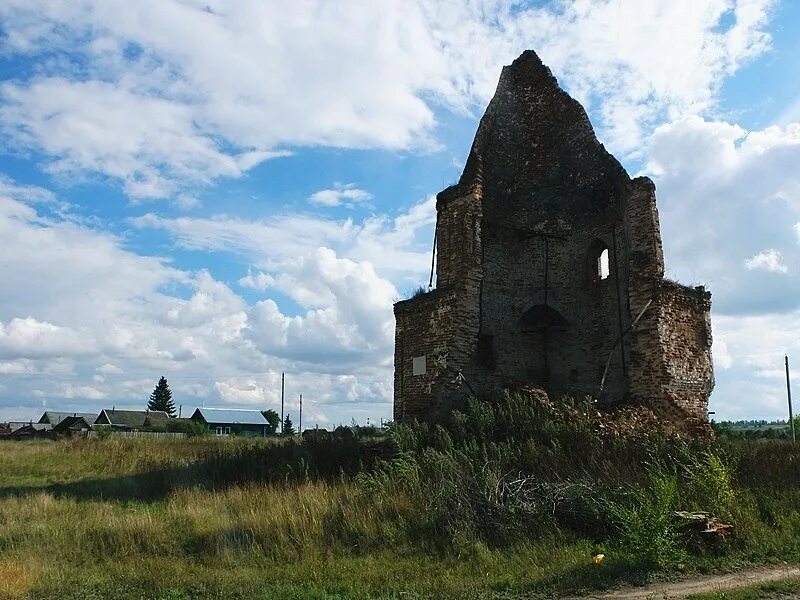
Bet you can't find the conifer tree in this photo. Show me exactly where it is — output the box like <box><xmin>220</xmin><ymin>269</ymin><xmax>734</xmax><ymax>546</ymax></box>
<box><xmin>148</xmin><ymin>376</ymin><xmax>176</xmax><ymax>417</ymax></box>
<box><xmin>282</xmin><ymin>413</ymin><xmax>295</xmax><ymax>435</ymax></box>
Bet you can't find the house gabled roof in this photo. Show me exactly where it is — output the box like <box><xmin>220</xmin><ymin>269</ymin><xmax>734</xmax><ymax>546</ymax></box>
<box><xmin>10</xmin><ymin>423</ymin><xmax>51</xmax><ymax>435</ymax></box>
<box><xmin>51</xmin><ymin>415</ymin><xmax>93</xmax><ymax>433</ymax></box>
<box><xmin>38</xmin><ymin>411</ymin><xmax>98</xmax><ymax>425</ymax></box>
<box><xmin>6</xmin><ymin>421</ymin><xmax>32</xmax><ymax>432</ymax></box>
<box><xmin>96</xmin><ymin>409</ymin><xmax>170</xmax><ymax>428</ymax></box>
<box><xmin>191</xmin><ymin>407</ymin><xmax>268</xmax><ymax>426</ymax></box>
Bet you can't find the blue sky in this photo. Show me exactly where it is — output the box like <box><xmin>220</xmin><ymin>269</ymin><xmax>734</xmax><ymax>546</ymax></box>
<box><xmin>0</xmin><ymin>0</ymin><xmax>799</xmax><ymax>426</ymax></box>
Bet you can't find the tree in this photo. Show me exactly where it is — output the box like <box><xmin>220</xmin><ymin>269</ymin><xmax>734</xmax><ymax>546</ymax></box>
<box><xmin>261</xmin><ymin>409</ymin><xmax>280</xmax><ymax>434</ymax></box>
<box><xmin>148</xmin><ymin>376</ymin><xmax>176</xmax><ymax>417</ymax></box>
<box><xmin>282</xmin><ymin>413</ymin><xmax>295</xmax><ymax>435</ymax></box>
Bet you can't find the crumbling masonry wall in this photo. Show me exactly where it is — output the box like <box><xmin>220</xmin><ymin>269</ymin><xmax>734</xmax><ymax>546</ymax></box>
<box><xmin>393</xmin><ymin>51</ymin><xmax>714</xmax><ymax>430</ymax></box>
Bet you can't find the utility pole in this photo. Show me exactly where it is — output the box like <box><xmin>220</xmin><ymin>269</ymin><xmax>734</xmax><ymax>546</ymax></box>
<box><xmin>299</xmin><ymin>394</ymin><xmax>303</xmax><ymax>436</ymax></box>
<box><xmin>786</xmin><ymin>355</ymin><xmax>796</xmax><ymax>444</ymax></box>
<box><xmin>280</xmin><ymin>372</ymin><xmax>285</xmax><ymax>436</ymax></box>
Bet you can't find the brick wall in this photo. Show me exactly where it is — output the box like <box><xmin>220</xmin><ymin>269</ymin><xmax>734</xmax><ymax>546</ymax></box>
<box><xmin>393</xmin><ymin>50</ymin><xmax>714</xmax><ymax>430</ymax></box>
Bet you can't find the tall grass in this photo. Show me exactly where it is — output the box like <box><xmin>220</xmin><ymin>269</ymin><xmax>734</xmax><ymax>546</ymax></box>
<box><xmin>1</xmin><ymin>390</ymin><xmax>800</xmax><ymax>599</ymax></box>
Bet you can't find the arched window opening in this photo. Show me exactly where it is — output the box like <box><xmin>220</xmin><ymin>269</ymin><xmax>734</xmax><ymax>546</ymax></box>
<box><xmin>587</xmin><ymin>239</ymin><xmax>610</xmax><ymax>284</ymax></box>
<box><xmin>597</xmin><ymin>248</ymin><xmax>610</xmax><ymax>280</ymax></box>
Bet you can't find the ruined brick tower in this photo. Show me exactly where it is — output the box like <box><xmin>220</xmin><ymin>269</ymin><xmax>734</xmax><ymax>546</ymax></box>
<box><xmin>394</xmin><ymin>50</ymin><xmax>714</xmax><ymax>428</ymax></box>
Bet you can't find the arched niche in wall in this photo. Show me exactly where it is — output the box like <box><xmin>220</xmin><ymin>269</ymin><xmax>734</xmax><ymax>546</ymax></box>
<box><xmin>518</xmin><ymin>303</ymin><xmax>570</xmax><ymax>388</ymax></box>
<box><xmin>519</xmin><ymin>304</ymin><xmax>570</xmax><ymax>333</ymax></box>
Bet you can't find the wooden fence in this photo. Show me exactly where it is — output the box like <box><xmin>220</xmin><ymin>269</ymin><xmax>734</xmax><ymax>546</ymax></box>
<box><xmin>85</xmin><ymin>430</ymin><xmax>186</xmax><ymax>440</ymax></box>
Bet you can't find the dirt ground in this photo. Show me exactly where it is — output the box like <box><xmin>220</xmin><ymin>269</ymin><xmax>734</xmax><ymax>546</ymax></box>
<box><xmin>578</xmin><ymin>564</ymin><xmax>800</xmax><ymax>599</ymax></box>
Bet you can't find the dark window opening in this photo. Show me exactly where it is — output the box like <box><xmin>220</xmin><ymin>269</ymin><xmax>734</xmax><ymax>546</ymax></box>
<box><xmin>477</xmin><ymin>334</ymin><xmax>495</xmax><ymax>370</ymax></box>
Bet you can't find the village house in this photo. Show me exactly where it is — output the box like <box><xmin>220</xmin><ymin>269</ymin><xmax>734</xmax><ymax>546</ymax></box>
<box><xmin>38</xmin><ymin>411</ymin><xmax>97</xmax><ymax>426</ymax></box>
<box><xmin>7</xmin><ymin>422</ymin><xmax>52</xmax><ymax>439</ymax></box>
<box><xmin>190</xmin><ymin>408</ymin><xmax>270</xmax><ymax>437</ymax></box>
<box><xmin>94</xmin><ymin>409</ymin><xmax>171</xmax><ymax>431</ymax></box>
<box><xmin>50</xmin><ymin>415</ymin><xmax>94</xmax><ymax>435</ymax></box>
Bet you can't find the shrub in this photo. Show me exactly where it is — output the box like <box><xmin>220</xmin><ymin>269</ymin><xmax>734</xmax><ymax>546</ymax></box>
<box><xmin>403</xmin><ymin>286</ymin><xmax>429</xmax><ymax>300</ymax></box>
<box><xmin>93</xmin><ymin>425</ymin><xmax>112</xmax><ymax>440</ymax></box>
<box><xmin>165</xmin><ymin>419</ymin><xmax>208</xmax><ymax>437</ymax></box>
<box><xmin>606</xmin><ymin>469</ymin><xmax>687</xmax><ymax>571</ymax></box>
<box><xmin>684</xmin><ymin>451</ymin><xmax>736</xmax><ymax>519</ymax></box>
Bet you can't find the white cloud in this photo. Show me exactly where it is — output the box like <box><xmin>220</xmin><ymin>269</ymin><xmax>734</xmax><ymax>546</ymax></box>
<box><xmin>711</xmin><ymin>312</ymin><xmax>800</xmax><ymax>420</ymax></box>
<box><xmin>0</xmin><ymin>0</ymin><xmax>776</xmax><ymax>198</ymax></box>
<box><xmin>0</xmin><ymin>1</ymin><xmax>788</xmax><ymax>426</ymax></box>
<box><xmin>238</xmin><ymin>271</ymin><xmax>275</xmax><ymax>291</ymax></box>
<box><xmin>59</xmin><ymin>383</ymin><xmax>107</xmax><ymax>400</ymax></box>
<box><xmin>744</xmin><ymin>249</ymin><xmax>788</xmax><ymax>273</ymax></box>
<box><xmin>0</xmin><ymin>360</ymin><xmax>36</xmax><ymax>374</ymax></box>
<box><xmin>0</xmin><ymin>178</ymin><xmax>400</xmax><ymax>423</ymax></box>
<box><xmin>246</xmin><ymin>248</ymin><xmax>396</xmax><ymax>368</ymax></box>
<box><xmin>0</xmin><ymin>175</ymin><xmax>55</xmax><ymax>204</ymax></box>
<box><xmin>646</xmin><ymin>115</ymin><xmax>800</xmax><ymax>419</ymax></box>
<box><xmin>131</xmin><ymin>195</ymin><xmax>437</xmax><ymax>277</ymax></box>
<box><xmin>648</xmin><ymin>116</ymin><xmax>800</xmax><ymax>314</ymax></box>
<box><xmin>0</xmin><ymin>78</ymin><xmax>287</xmax><ymax>201</ymax></box>
<box><xmin>0</xmin><ymin>318</ymin><xmax>92</xmax><ymax>359</ymax></box>
<box><xmin>712</xmin><ymin>338</ymin><xmax>734</xmax><ymax>371</ymax></box>
<box><xmin>309</xmin><ymin>183</ymin><xmax>372</xmax><ymax>207</ymax></box>
<box><xmin>213</xmin><ymin>371</ymin><xmax>391</xmax><ymax>424</ymax></box>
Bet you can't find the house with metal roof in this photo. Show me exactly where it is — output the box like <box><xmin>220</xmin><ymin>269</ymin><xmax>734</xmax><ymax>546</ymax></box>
<box><xmin>38</xmin><ymin>411</ymin><xmax>98</xmax><ymax>425</ymax></box>
<box><xmin>190</xmin><ymin>408</ymin><xmax>269</xmax><ymax>437</ymax></box>
<box><xmin>94</xmin><ymin>409</ymin><xmax>171</xmax><ymax>430</ymax></box>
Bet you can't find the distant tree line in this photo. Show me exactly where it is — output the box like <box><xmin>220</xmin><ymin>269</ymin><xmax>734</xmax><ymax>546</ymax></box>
<box><xmin>713</xmin><ymin>418</ymin><xmax>798</xmax><ymax>440</ymax></box>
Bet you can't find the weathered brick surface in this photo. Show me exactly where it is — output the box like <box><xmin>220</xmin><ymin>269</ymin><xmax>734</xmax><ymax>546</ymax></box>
<box><xmin>394</xmin><ymin>51</ymin><xmax>714</xmax><ymax>431</ymax></box>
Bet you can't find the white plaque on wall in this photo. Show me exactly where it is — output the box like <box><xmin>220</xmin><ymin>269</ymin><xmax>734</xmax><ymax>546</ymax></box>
<box><xmin>412</xmin><ymin>355</ymin><xmax>426</xmax><ymax>376</ymax></box>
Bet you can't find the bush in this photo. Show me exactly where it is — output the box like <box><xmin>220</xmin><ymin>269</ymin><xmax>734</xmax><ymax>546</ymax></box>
<box><xmin>605</xmin><ymin>469</ymin><xmax>686</xmax><ymax>571</ymax></box>
<box><xmin>358</xmin><ymin>392</ymin><xmax>744</xmax><ymax>556</ymax></box>
<box><xmin>684</xmin><ymin>451</ymin><xmax>736</xmax><ymax>519</ymax></box>
<box><xmin>165</xmin><ymin>419</ymin><xmax>208</xmax><ymax>437</ymax></box>
<box><xmin>93</xmin><ymin>425</ymin><xmax>113</xmax><ymax>440</ymax></box>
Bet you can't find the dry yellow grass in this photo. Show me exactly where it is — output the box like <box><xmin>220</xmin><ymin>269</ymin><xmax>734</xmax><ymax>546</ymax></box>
<box><xmin>0</xmin><ymin>559</ymin><xmax>41</xmax><ymax>599</ymax></box>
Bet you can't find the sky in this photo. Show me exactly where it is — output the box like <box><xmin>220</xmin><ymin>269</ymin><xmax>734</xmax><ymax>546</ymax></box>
<box><xmin>0</xmin><ymin>0</ymin><xmax>799</xmax><ymax>427</ymax></box>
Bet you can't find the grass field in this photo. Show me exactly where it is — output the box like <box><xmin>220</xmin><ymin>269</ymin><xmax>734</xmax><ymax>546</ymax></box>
<box><xmin>0</xmin><ymin>438</ymin><xmax>601</xmax><ymax>599</ymax></box>
<box><xmin>1</xmin><ymin>395</ymin><xmax>800</xmax><ymax>599</ymax></box>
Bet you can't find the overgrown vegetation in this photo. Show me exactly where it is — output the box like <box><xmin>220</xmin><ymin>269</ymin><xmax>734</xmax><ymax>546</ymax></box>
<box><xmin>1</xmin><ymin>390</ymin><xmax>800</xmax><ymax>599</ymax></box>
<box><xmin>403</xmin><ymin>285</ymin><xmax>431</xmax><ymax>300</ymax></box>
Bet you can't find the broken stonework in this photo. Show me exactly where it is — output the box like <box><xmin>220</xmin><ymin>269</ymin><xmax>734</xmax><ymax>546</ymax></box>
<box><xmin>393</xmin><ymin>50</ymin><xmax>714</xmax><ymax>431</ymax></box>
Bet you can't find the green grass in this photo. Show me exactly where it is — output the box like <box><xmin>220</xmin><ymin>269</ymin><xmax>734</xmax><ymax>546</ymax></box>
<box><xmin>0</xmin><ymin>442</ymin><xmax>598</xmax><ymax>599</ymax></box>
<box><xmin>688</xmin><ymin>578</ymin><xmax>800</xmax><ymax>599</ymax></box>
<box><xmin>0</xmin><ymin>437</ymin><xmax>600</xmax><ymax>599</ymax></box>
<box><xmin>2</xmin><ymin>393</ymin><xmax>800</xmax><ymax>599</ymax></box>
